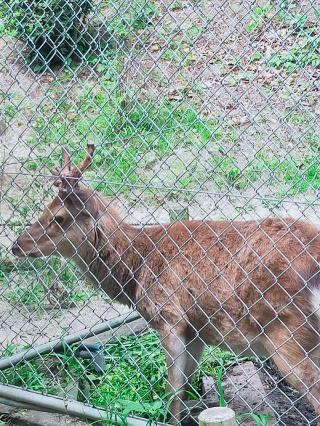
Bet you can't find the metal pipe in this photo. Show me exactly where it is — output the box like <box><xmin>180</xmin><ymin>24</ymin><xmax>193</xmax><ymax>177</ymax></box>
<box><xmin>0</xmin><ymin>397</ymin><xmax>57</xmax><ymax>412</ymax></box>
<box><xmin>0</xmin><ymin>384</ymin><xmax>167</xmax><ymax>426</ymax></box>
<box><xmin>0</xmin><ymin>311</ymin><xmax>141</xmax><ymax>371</ymax></box>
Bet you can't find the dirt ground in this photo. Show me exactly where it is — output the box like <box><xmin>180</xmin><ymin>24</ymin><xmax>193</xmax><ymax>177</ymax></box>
<box><xmin>0</xmin><ymin>295</ymin><xmax>129</xmax><ymax>348</ymax></box>
<box><xmin>261</xmin><ymin>361</ymin><xmax>317</xmax><ymax>425</ymax></box>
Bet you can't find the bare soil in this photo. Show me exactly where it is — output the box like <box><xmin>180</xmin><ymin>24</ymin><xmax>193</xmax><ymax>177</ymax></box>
<box><xmin>260</xmin><ymin>361</ymin><xmax>317</xmax><ymax>425</ymax></box>
<box><xmin>0</xmin><ymin>295</ymin><xmax>129</xmax><ymax>348</ymax></box>
<box><xmin>186</xmin><ymin>360</ymin><xmax>317</xmax><ymax>425</ymax></box>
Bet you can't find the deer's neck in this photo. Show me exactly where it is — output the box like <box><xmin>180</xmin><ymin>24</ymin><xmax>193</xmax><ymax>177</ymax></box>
<box><xmin>76</xmin><ymin>221</ymin><xmax>144</xmax><ymax>306</ymax></box>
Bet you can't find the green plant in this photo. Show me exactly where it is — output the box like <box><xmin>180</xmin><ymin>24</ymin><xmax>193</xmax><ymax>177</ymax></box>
<box><xmin>237</xmin><ymin>412</ymin><xmax>270</xmax><ymax>425</ymax></box>
<box><xmin>3</xmin><ymin>280</ymin><xmax>44</xmax><ymax>306</ymax></box>
<box><xmin>4</xmin><ymin>104</ymin><xmax>18</xmax><ymax>119</ymax></box>
<box><xmin>4</xmin><ymin>257</ymin><xmax>91</xmax><ymax>309</ymax></box>
<box><xmin>89</xmin><ymin>331</ymin><xmax>167</xmax><ymax>410</ymax></box>
<box><xmin>209</xmin><ymin>149</ymin><xmax>320</xmax><ymax>196</ymax></box>
<box><xmin>193</xmin><ymin>346</ymin><xmax>243</xmax><ymax>389</ymax></box>
<box><xmin>2</xmin><ymin>0</ymin><xmax>94</xmax><ymax>70</ymax></box>
<box><xmin>104</xmin><ymin>0</ymin><xmax>159</xmax><ymax>40</ymax></box>
<box><xmin>267</xmin><ymin>36</ymin><xmax>320</xmax><ymax>72</ymax></box>
<box><xmin>116</xmin><ymin>399</ymin><xmax>167</xmax><ymax>424</ymax></box>
<box><xmin>1</xmin><ymin>332</ymin><xmax>238</xmax><ymax>423</ymax></box>
<box><xmin>215</xmin><ymin>362</ymin><xmax>226</xmax><ymax>408</ymax></box>
<box><xmin>210</xmin><ymin>359</ymin><xmax>270</xmax><ymax>425</ymax></box>
<box><xmin>275</xmin><ymin>2</ymin><xmax>310</xmax><ymax>33</ymax></box>
<box><xmin>246</xmin><ymin>3</ymin><xmax>273</xmax><ymax>33</ymax></box>
<box><xmin>288</xmin><ymin>111</ymin><xmax>310</xmax><ymax>125</ymax></box>
<box><xmin>249</xmin><ymin>51</ymin><xmax>263</xmax><ymax>63</ymax></box>
<box><xmin>0</xmin><ymin>354</ymin><xmax>55</xmax><ymax>394</ymax></box>
<box><xmin>28</xmin><ymin>81</ymin><xmax>220</xmax><ymax>197</ymax></box>
<box><xmin>0</xmin><ymin>248</ymin><xmax>16</xmax><ymax>280</ymax></box>
<box><xmin>211</xmin><ymin>155</ymin><xmax>242</xmax><ymax>189</ymax></box>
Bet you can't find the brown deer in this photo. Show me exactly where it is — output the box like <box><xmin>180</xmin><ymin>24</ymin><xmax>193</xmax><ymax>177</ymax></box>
<box><xmin>12</xmin><ymin>144</ymin><xmax>320</xmax><ymax>424</ymax></box>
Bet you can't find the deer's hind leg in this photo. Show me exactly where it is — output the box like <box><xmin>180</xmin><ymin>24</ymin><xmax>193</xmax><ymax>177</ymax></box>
<box><xmin>184</xmin><ymin>336</ymin><xmax>204</xmax><ymax>395</ymax></box>
<box><xmin>263</xmin><ymin>321</ymin><xmax>320</xmax><ymax>425</ymax></box>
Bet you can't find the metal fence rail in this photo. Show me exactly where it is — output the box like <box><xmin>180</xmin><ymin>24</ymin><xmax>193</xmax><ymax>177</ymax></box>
<box><xmin>0</xmin><ymin>0</ymin><xmax>319</xmax><ymax>425</ymax></box>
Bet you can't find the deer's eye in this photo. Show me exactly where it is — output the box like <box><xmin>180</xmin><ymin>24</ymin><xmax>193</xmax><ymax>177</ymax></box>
<box><xmin>54</xmin><ymin>216</ymin><xmax>64</xmax><ymax>225</ymax></box>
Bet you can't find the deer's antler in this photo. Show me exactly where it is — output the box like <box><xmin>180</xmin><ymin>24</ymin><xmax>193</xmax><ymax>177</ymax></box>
<box><xmin>52</xmin><ymin>142</ymin><xmax>95</xmax><ymax>192</ymax></box>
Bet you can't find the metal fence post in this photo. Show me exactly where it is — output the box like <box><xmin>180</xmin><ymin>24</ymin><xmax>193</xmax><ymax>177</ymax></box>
<box><xmin>198</xmin><ymin>407</ymin><xmax>237</xmax><ymax>426</ymax></box>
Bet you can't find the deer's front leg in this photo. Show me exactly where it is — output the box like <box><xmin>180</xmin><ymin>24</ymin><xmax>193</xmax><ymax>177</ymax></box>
<box><xmin>160</xmin><ymin>326</ymin><xmax>190</xmax><ymax>424</ymax></box>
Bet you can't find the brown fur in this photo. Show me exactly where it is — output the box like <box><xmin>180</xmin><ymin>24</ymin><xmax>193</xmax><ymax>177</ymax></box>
<box><xmin>13</xmin><ymin>188</ymin><xmax>320</xmax><ymax>424</ymax></box>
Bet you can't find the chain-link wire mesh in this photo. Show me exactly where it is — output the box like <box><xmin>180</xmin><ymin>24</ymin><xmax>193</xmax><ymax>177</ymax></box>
<box><xmin>0</xmin><ymin>0</ymin><xmax>320</xmax><ymax>425</ymax></box>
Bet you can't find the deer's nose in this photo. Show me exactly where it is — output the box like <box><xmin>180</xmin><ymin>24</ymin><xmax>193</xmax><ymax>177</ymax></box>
<box><xmin>12</xmin><ymin>241</ymin><xmax>22</xmax><ymax>256</ymax></box>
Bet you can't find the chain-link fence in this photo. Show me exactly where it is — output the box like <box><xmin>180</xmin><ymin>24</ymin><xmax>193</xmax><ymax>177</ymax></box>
<box><xmin>0</xmin><ymin>0</ymin><xmax>320</xmax><ymax>425</ymax></box>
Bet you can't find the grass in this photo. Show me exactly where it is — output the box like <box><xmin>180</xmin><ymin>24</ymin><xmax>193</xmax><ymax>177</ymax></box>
<box><xmin>1</xmin><ymin>2</ymin><xmax>318</xmax><ymax>423</ymax></box>
<box><xmin>4</xmin><ymin>104</ymin><xmax>18</xmax><ymax>119</ymax></box>
<box><xmin>0</xmin><ymin>342</ymin><xmax>87</xmax><ymax>397</ymax></box>
<box><xmin>275</xmin><ymin>2</ymin><xmax>320</xmax><ymax>33</ymax></box>
<box><xmin>151</xmin><ymin>21</ymin><xmax>203</xmax><ymax>65</ymax></box>
<box><xmin>0</xmin><ymin>330</ymin><xmax>241</xmax><ymax>422</ymax></box>
<box><xmin>210</xmin><ymin>150</ymin><xmax>320</xmax><ymax>196</ymax></box>
<box><xmin>0</xmin><ymin>0</ymin><xmax>159</xmax><ymax>71</ymax></box>
<box><xmin>246</xmin><ymin>2</ymin><xmax>273</xmax><ymax>33</ymax></box>
<box><xmin>161</xmin><ymin>37</ymin><xmax>198</xmax><ymax>66</ymax></box>
<box><xmin>215</xmin><ymin>363</ymin><xmax>226</xmax><ymax>407</ymax></box>
<box><xmin>243</xmin><ymin>1</ymin><xmax>320</xmax><ymax>73</ymax></box>
<box><xmin>0</xmin><ymin>328</ymin><xmax>271</xmax><ymax>424</ymax></box>
<box><xmin>1</xmin><ymin>257</ymin><xmax>92</xmax><ymax>309</ymax></box>
<box><xmin>23</xmin><ymin>46</ymin><xmax>317</xmax><ymax>203</ymax></box>
<box><xmin>1</xmin><ymin>0</ymin><xmax>314</xmax><ymax>206</ymax></box>
<box><xmin>266</xmin><ymin>2</ymin><xmax>320</xmax><ymax>72</ymax></box>
<box><xmin>27</xmin><ymin>73</ymin><xmax>228</xmax><ymax>197</ymax></box>
<box><xmin>267</xmin><ymin>36</ymin><xmax>320</xmax><ymax>72</ymax></box>
<box><xmin>27</xmin><ymin>83</ymin><xmax>320</xmax><ymax>200</ymax></box>
<box><xmin>102</xmin><ymin>0</ymin><xmax>159</xmax><ymax>39</ymax></box>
